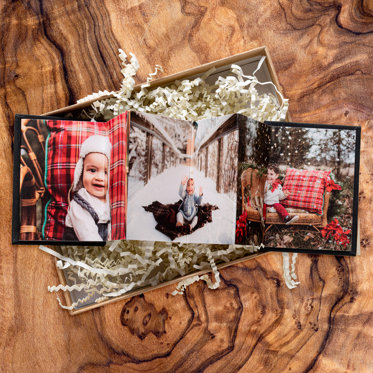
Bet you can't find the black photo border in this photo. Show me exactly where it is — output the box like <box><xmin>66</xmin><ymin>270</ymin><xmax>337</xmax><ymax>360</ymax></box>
<box><xmin>262</xmin><ymin>121</ymin><xmax>361</xmax><ymax>256</ymax></box>
<box><xmin>12</xmin><ymin>114</ymin><xmax>105</xmax><ymax>246</ymax></box>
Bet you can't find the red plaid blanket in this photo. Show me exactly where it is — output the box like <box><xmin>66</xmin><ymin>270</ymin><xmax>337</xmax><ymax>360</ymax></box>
<box><xmin>282</xmin><ymin>168</ymin><xmax>331</xmax><ymax>215</ymax></box>
<box><xmin>43</xmin><ymin>112</ymin><xmax>128</xmax><ymax>241</ymax></box>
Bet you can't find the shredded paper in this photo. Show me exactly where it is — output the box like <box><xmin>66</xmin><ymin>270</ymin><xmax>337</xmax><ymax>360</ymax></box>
<box><xmin>41</xmin><ymin>49</ymin><xmax>294</xmax><ymax>311</ymax></box>
<box><xmin>41</xmin><ymin>241</ymin><xmax>259</xmax><ymax>310</ymax></box>
<box><xmin>77</xmin><ymin>49</ymin><xmax>289</xmax><ymax>122</ymax></box>
<box><xmin>282</xmin><ymin>252</ymin><xmax>300</xmax><ymax>289</ymax></box>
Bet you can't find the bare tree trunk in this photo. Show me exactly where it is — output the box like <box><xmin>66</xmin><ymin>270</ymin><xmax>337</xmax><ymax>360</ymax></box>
<box><xmin>216</xmin><ymin>138</ymin><xmax>223</xmax><ymax>193</ymax></box>
<box><xmin>337</xmin><ymin>131</ymin><xmax>342</xmax><ymax>179</ymax></box>
<box><xmin>161</xmin><ymin>143</ymin><xmax>166</xmax><ymax>173</ymax></box>
<box><xmin>205</xmin><ymin>147</ymin><xmax>208</xmax><ymax>177</ymax></box>
<box><xmin>145</xmin><ymin>134</ymin><xmax>153</xmax><ymax>184</ymax></box>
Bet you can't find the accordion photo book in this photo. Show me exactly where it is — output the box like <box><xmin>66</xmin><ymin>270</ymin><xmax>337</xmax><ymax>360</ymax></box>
<box><xmin>13</xmin><ymin>111</ymin><xmax>360</xmax><ymax>255</ymax></box>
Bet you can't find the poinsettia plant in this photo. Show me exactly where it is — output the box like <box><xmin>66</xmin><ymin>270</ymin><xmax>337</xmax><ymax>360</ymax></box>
<box><xmin>236</xmin><ymin>210</ymin><xmax>248</xmax><ymax>243</ymax></box>
<box><xmin>325</xmin><ymin>177</ymin><xmax>342</xmax><ymax>192</ymax></box>
<box><xmin>321</xmin><ymin>218</ymin><xmax>351</xmax><ymax>247</ymax></box>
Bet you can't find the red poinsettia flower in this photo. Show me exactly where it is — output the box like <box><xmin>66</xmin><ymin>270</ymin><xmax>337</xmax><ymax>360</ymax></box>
<box><xmin>236</xmin><ymin>210</ymin><xmax>248</xmax><ymax>243</ymax></box>
<box><xmin>325</xmin><ymin>178</ymin><xmax>342</xmax><ymax>192</ymax></box>
<box><xmin>321</xmin><ymin>218</ymin><xmax>351</xmax><ymax>247</ymax></box>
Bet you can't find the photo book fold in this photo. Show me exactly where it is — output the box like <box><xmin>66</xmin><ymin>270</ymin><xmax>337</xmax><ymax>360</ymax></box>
<box><xmin>13</xmin><ymin>112</ymin><xmax>360</xmax><ymax>255</ymax></box>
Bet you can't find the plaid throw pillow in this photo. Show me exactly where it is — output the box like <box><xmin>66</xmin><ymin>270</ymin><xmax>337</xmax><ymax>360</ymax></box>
<box><xmin>281</xmin><ymin>168</ymin><xmax>330</xmax><ymax>215</ymax></box>
<box><xmin>43</xmin><ymin>112</ymin><xmax>128</xmax><ymax>241</ymax></box>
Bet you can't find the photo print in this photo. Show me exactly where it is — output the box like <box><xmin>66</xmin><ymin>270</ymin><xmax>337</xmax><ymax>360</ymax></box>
<box><xmin>13</xmin><ymin>114</ymin><xmax>128</xmax><ymax>244</ymax></box>
<box><xmin>126</xmin><ymin>112</ymin><xmax>241</xmax><ymax>244</ymax></box>
<box><xmin>235</xmin><ymin>120</ymin><xmax>360</xmax><ymax>255</ymax></box>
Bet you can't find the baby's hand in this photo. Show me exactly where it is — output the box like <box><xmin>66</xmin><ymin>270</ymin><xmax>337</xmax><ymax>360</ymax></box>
<box><xmin>283</xmin><ymin>189</ymin><xmax>291</xmax><ymax>198</ymax></box>
<box><xmin>199</xmin><ymin>186</ymin><xmax>203</xmax><ymax>196</ymax></box>
<box><xmin>182</xmin><ymin>176</ymin><xmax>188</xmax><ymax>185</ymax></box>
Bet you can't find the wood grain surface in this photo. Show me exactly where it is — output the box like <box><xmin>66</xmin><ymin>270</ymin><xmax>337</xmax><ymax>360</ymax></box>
<box><xmin>1</xmin><ymin>1</ymin><xmax>373</xmax><ymax>372</ymax></box>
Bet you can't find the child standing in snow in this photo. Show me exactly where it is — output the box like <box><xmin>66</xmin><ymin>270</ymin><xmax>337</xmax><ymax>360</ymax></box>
<box><xmin>176</xmin><ymin>176</ymin><xmax>203</xmax><ymax>232</ymax></box>
<box><xmin>63</xmin><ymin>135</ymin><xmax>112</xmax><ymax>241</ymax></box>
<box><xmin>263</xmin><ymin>164</ymin><xmax>299</xmax><ymax>224</ymax></box>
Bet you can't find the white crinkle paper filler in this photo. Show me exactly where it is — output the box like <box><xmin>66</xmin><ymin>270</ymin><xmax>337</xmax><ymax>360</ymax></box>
<box><xmin>77</xmin><ymin>50</ymin><xmax>288</xmax><ymax>123</ymax></box>
<box><xmin>40</xmin><ymin>241</ymin><xmax>260</xmax><ymax>308</ymax></box>
<box><xmin>282</xmin><ymin>252</ymin><xmax>300</xmax><ymax>289</ymax></box>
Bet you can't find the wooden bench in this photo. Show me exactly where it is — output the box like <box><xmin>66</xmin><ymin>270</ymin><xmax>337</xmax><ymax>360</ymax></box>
<box><xmin>241</xmin><ymin>167</ymin><xmax>330</xmax><ymax>232</ymax></box>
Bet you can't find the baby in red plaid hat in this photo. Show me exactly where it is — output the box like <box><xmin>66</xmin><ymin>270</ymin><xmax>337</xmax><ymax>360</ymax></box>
<box><xmin>63</xmin><ymin>135</ymin><xmax>112</xmax><ymax>241</ymax></box>
<box><xmin>263</xmin><ymin>164</ymin><xmax>299</xmax><ymax>224</ymax></box>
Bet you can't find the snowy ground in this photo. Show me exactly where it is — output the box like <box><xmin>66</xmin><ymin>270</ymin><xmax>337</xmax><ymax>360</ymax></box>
<box><xmin>126</xmin><ymin>165</ymin><xmax>237</xmax><ymax>244</ymax></box>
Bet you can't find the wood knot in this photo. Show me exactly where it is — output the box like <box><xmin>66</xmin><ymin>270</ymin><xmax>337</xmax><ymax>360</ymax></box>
<box><xmin>120</xmin><ymin>295</ymin><xmax>168</xmax><ymax>340</ymax></box>
<box><xmin>358</xmin><ymin>191</ymin><xmax>365</xmax><ymax>202</ymax></box>
<box><xmin>309</xmin><ymin>321</ymin><xmax>319</xmax><ymax>332</ymax></box>
<box><xmin>361</xmin><ymin>238</ymin><xmax>369</xmax><ymax>248</ymax></box>
<box><xmin>9</xmin><ymin>71</ymin><xmax>19</xmax><ymax>80</ymax></box>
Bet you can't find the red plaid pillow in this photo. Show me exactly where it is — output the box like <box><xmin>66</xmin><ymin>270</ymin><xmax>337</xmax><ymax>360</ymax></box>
<box><xmin>43</xmin><ymin>112</ymin><xmax>128</xmax><ymax>241</ymax></box>
<box><xmin>282</xmin><ymin>168</ymin><xmax>330</xmax><ymax>215</ymax></box>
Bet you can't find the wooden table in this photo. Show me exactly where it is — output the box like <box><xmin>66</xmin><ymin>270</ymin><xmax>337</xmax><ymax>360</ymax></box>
<box><xmin>1</xmin><ymin>1</ymin><xmax>373</xmax><ymax>372</ymax></box>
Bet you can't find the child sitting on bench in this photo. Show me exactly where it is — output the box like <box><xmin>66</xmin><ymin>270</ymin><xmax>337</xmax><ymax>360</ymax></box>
<box><xmin>263</xmin><ymin>164</ymin><xmax>299</xmax><ymax>224</ymax></box>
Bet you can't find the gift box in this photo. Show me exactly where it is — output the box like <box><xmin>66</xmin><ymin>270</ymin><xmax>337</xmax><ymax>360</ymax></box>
<box><xmin>46</xmin><ymin>46</ymin><xmax>288</xmax><ymax>119</ymax></box>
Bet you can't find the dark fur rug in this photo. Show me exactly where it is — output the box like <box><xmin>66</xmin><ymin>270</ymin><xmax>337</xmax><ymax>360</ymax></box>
<box><xmin>143</xmin><ymin>200</ymin><xmax>219</xmax><ymax>240</ymax></box>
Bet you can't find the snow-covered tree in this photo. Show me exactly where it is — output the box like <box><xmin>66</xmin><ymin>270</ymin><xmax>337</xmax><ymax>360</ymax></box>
<box><xmin>269</xmin><ymin>126</ymin><xmax>312</xmax><ymax>169</ymax></box>
<box><xmin>219</xmin><ymin>131</ymin><xmax>239</xmax><ymax>198</ymax></box>
<box><xmin>150</xmin><ymin>137</ymin><xmax>163</xmax><ymax>178</ymax></box>
<box><xmin>237</xmin><ymin>116</ymin><xmax>268</xmax><ymax>168</ymax></box>
<box><xmin>305</xmin><ymin>128</ymin><xmax>356</xmax><ymax>177</ymax></box>
<box><xmin>207</xmin><ymin>141</ymin><xmax>219</xmax><ymax>185</ymax></box>
<box><xmin>128</xmin><ymin>126</ymin><xmax>147</xmax><ymax>183</ymax></box>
